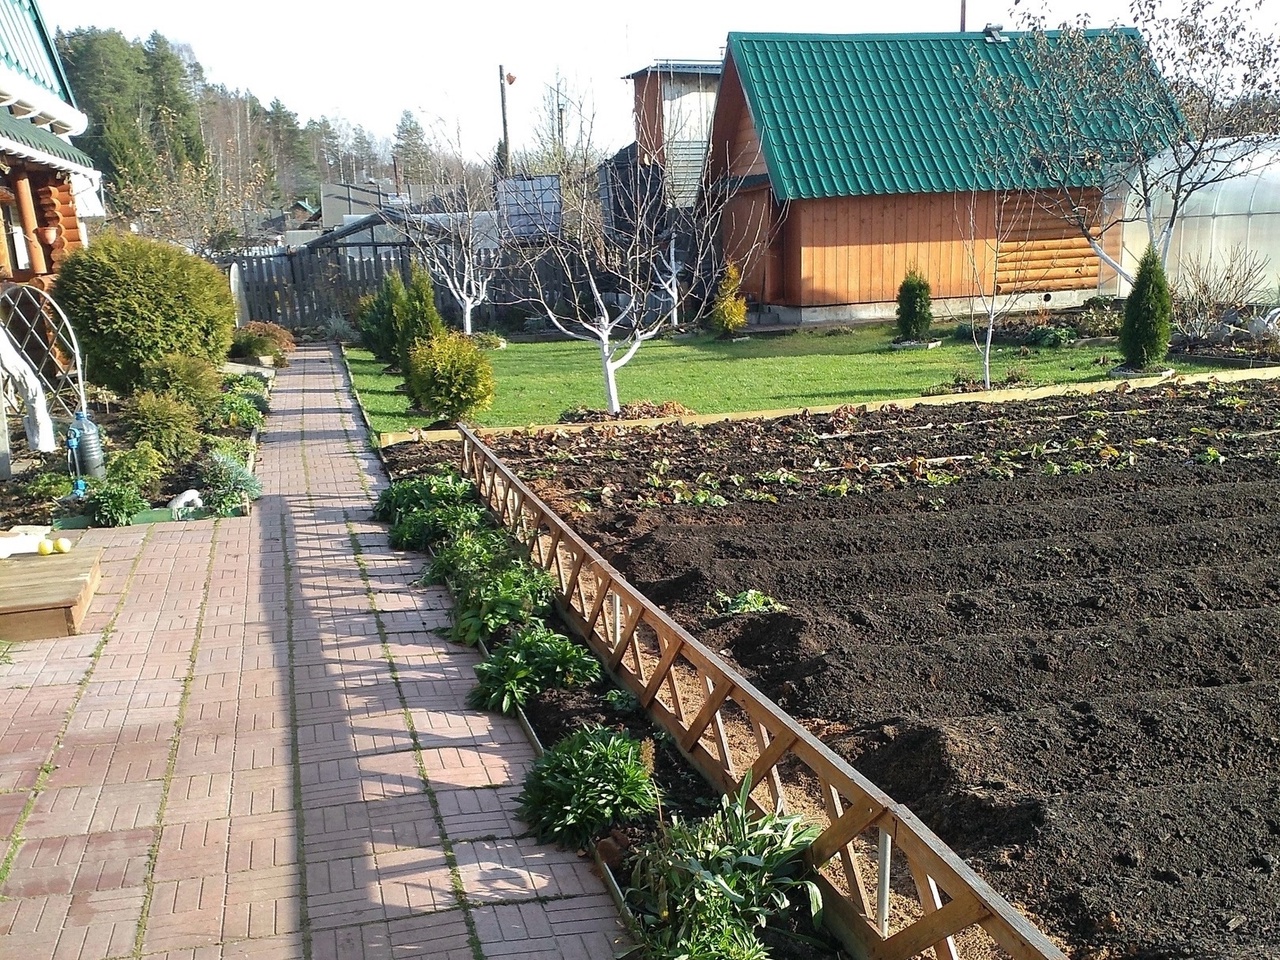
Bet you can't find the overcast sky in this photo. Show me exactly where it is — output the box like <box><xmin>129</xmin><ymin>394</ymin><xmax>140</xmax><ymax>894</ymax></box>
<box><xmin>39</xmin><ymin>0</ymin><xmax>1252</xmax><ymax>160</ymax></box>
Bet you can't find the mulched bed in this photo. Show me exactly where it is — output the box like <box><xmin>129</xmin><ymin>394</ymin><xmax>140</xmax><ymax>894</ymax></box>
<box><xmin>385</xmin><ymin>378</ymin><xmax>1280</xmax><ymax>960</ymax></box>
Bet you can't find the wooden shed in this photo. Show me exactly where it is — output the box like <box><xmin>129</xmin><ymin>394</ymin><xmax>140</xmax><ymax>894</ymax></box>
<box><xmin>704</xmin><ymin>30</ymin><xmax>1158</xmax><ymax>322</ymax></box>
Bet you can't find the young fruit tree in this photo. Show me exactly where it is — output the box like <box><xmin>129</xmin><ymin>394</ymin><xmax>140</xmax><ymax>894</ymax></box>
<box><xmin>984</xmin><ymin>0</ymin><xmax>1280</xmax><ymax>282</ymax></box>
<box><xmin>516</xmin><ymin>135</ymin><xmax>770</xmax><ymax>413</ymax></box>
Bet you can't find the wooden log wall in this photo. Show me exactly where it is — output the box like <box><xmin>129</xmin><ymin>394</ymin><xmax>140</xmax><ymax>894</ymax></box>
<box><xmin>457</xmin><ymin>424</ymin><xmax>1070</xmax><ymax>960</ymax></box>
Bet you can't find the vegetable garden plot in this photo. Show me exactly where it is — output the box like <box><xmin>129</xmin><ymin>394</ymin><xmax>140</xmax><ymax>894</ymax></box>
<box><xmin>443</xmin><ymin>380</ymin><xmax>1280</xmax><ymax>960</ymax></box>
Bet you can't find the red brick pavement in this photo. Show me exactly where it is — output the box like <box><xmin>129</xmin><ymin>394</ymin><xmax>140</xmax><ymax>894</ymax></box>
<box><xmin>0</xmin><ymin>344</ymin><xmax>628</xmax><ymax>959</ymax></box>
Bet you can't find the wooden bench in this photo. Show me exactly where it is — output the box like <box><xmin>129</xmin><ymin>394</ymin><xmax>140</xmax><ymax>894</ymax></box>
<box><xmin>0</xmin><ymin>547</ymin><xmax>102</xmax><ymax>641</ymax></box>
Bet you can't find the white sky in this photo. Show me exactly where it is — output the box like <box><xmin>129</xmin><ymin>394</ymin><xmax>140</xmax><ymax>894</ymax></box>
<box><xmin>38</xmin><ymin>0</ymin><xmax>1254</xmax><ymax>161</ymax></box>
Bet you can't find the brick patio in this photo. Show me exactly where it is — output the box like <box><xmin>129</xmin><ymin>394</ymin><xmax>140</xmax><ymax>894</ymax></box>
<box><xmin>0</xmin><ymin>344</ymin><xmax>630</xmax><ymax>959</ymax></box>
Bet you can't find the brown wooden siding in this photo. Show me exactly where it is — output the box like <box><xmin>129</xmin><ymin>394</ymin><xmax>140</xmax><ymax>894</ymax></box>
<box><xmin>633</xmin><ymin>74</ymin><xmax>663</xmax><ymax>163</ymax></box>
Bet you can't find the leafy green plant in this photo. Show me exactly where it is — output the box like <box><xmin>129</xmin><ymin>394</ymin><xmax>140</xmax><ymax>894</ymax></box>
<box><xmin>205</xmin><ymin>392</ymin><xmax>266</xmax><ymax>430</ymax></box>
<box><xmin>604</xmin><ymin>687</ymin><xmax>641</xmax><ymax>714</ymax></box>
<box><xmin>422</xmin><ymin>528</ymin><xmax>512</xmax><ymax>588</ymax></box>
<box><xmin>53</xmin><ymin>232</ymin><xmax>236</xmax><ymax>394</ymax></box>
<box><xmin>23</xmin><ymin>471</ymin><xmax>73</xmax><ymax>501</ymax></box>
<box><xmin>1120</xmin><ymin>244</ymin><xmax>1172</xmax><ymax>370</ymax></box>
<box><xmin>626</xmin><ymin>780</ymin><xmax>822</xmax><ymax>960</ymax></box>
<box><xmin>451</xmin><ymin>561</ymin><xmax>555</xmax><ymax>646</ymax></box>
<box><xmin>199</xmin><ymin>451</ymin><xmax>263</xmax><ymax>516</ymax></box>
<box><xmin>390</xmin><ymin>502</ymin><xmax>487</xmax><ymax>551</ymax></box>
<box><xmin>710</xmin><ymin>262</ymin><xmax>749</xmax><ymax>336</ymax></box>
<box><xmin>1197</xmin><ymin>446</ymin><xmax>1226</xmax><ymax>465</ymax></box>
<box><xmin>141</xmin><ymin>353</ymin><xmax>224</xmax><ymax>409</ymax></box>
<box><xmin>404</xmin><ymin>331</ymin><xmax>496</xmax><ymax>424</ymax></box>
<box><xmin>86</xmin><ymin>479</ymin><xmax>147</xmax><ymax>527</ymax></box>
<box><xmin>516</xmin><ymin>726</ymin><xmax>659</xmax><ymax>849</ymax></box>
<box><xmin>374</xmin><ymin>471</ymin><xmax>476</xmax><ymax>524</ymax></box>
<box><xmin>716</xmin><ymin>589</ymin><xmax>787</xmax><ymax>614</ymax></box>
<box><xmin>895</xmin><ymin>267</ymin><xmax>933</xmax><ymax>342</ymax></box>
<box><xmin>467</xmin><ymin>621</ymin><xmax>601</xmax><ymax>714</ymax></box>
<box><xmin>229</xmin><ymin>330</ymin><xmax>285</xmax><ymax>366</ymax></box>
<box><xmin>124</xmin><ymin>391</ymin><xmax>203</xmax><ymax>463</ymax></box>
<box><xmin>105</xmin><ymin>441</ymin><xmax>165</xmax><ymax>498</ymax></box>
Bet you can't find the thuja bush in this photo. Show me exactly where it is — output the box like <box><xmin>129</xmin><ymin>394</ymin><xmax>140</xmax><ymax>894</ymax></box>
<box><xmin>105</xmin><ymin>441</ymin><xmax>165</xmax><ymax>499</ymax></box>
<box><xmin>709</xmin><ymin>262</ymin><xmax>748</xmax><ymax>335</ymax></box>
<box><xmin>516</xmin><ymin>726</ymin><xmax>659</xmax><ymax>849</ymax></box>
<box><xmin>1120</xmin><ymin>244</ymin><xmax>1173</xmax><ymax>370</ymax></box>
<box><xmin>54</xmin><ymin>232</ymin><xmax>235</xmax><ymax>394</ymax></box>
<box><xmin>141</xmin><ymin>353</ymin><xmax>224</xmax><ymax>410</ymax></box>
<box><xmin>895</xmin><ymin>267</ymin><xmax>933</xmax><ymax>342</ymax></box>
<box><xmin>396</xmin><ymin>265</ymin><xmax>446</xmax><ymax>373</ymax></box>
<box><xmin>357</xmin><ymin>266</ymin><xmax>446</xmax><ymax>367</ymax></box>
<box><xmin>404</xmin><ymin>332</ymin><xmax>495</xmax><ymax>424</ymax></box>
<box><xmin>124</xmin><ymin>391</ymin><xmax>203</xmax><ymax>463</ymax></box>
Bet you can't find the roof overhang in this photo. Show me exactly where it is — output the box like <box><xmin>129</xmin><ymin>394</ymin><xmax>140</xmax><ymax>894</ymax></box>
<box><xmin>0</xmin><ymin>108</ymin><xmax>97</xmax><ymax>179</ymax></box>
<box><xmin>0</xmin><ymin>69</ymin><xmax>87</xmax><ymax>136</ymax></box>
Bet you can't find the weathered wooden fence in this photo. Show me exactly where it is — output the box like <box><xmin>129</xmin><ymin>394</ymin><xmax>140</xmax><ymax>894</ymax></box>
<box><xmin>458</xmin><ymin>424</ymin><xmax>1068</xmax><ymax>960</ymax></box>
<box><xmin>236</xmin><ymin>244</ymin><xmax>412</xmax><ymax>328</ymax></box>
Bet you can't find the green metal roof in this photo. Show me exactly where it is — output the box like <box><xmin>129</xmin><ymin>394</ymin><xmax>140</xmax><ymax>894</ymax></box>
<box><xmin>0</xmin><ymin>0</ymin><xmax>75</xmax><ymax>106</ymax></box>
<box><xmin>726</xmin><ymin>30</ymin><xmax>1177</xmax><ymax>201</ymax></box>
<box><xmin>0</xmin><ymin>106</ymin><xmax>94</xmax><ymax>171</ymax></box>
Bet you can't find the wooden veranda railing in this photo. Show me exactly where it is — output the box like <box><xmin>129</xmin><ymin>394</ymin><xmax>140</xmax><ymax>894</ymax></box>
<box><xmin>458</xmin><ymin>426</ymin><xmax>1067</xmax><ymax>960</ymax></box>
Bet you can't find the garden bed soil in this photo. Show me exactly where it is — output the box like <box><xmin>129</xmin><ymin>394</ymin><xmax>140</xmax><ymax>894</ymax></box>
<box><xmin>385</xmin><ymin>378</ymin><xmax>1280</xmax><ymax>960</ymax></box>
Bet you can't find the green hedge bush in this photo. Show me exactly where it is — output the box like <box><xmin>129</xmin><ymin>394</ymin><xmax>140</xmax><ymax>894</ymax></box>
<box><xmin>405</xmin><ymin>332</ymin><xmax>495</xmax><ymax>424</ymax></box>
<box><xmin>54</xmin><ymin>232</ymin><xmax>235</xmax><ymax>394</ymax></box>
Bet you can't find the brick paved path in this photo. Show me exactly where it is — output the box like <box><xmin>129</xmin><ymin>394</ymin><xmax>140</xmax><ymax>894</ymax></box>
<box><xmin>0</xmin><ymin>344</ymin><xmax>628</xmax><ymax>960</ymax></box>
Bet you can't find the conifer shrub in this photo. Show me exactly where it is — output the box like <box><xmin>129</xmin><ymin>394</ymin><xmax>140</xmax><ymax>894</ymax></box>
<box><xmin>123</xmin><ymin>391</ymin><xmax>203</xmax><ymax>463</ymax></box>
<box><xmin>1120</xmin><ymin>244</ymin><xmax>1173</xmax><ymax>370</ymax></box>
<box><xmin>140</xmin><ymin>353</ymin><xmax>224</xmax><ymax>410</ymax></box>
<box><xmin>357</xmin><ymin>266</ymin><xmax>447</xmax><ymax>367</ymax></box>
<box><xmin>397</xmin><ymin>264</ymin><xmax>447</xmax><ymax>373</ymax></box>
<box><xmin>405</xmin><ymin>332</ymin><xmax>495</xmax><ymax>424</ymax></box>
<box><xmin>895</xmin><ymin>267</ymin><xmax>933</xmax><ymax>342</ymax></box>
<box><xmin>105</xmin><ymin>441</ymin><xmax>165</xmax><ymax>499</ymax></box>
<box><xmin>356</xmin><ymin>274</ymin><xmax>403</xmax><ymax>364</ymax></box>
<box><xmin>709</xmin><ymin>262</ymin><xmax>748</xmax><ymax>335</ymax></box>
<box><xmin>54</xmin><ymin>232</ymin><xmax>235</xmax><ymax>394</ymax></box>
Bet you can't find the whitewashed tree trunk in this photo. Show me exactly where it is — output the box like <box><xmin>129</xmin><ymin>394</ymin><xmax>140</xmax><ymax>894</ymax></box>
<box><xmin>599</xmin><ymin>339</ymin><xmax>620</xmax><ymax>413</ymax></box>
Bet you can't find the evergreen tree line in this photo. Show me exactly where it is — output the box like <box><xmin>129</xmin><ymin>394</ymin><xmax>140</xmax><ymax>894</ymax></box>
<box><xmin>56</xmin><ymin>27</ymin><xmax>438</xmax><ymax>222</ymax></box>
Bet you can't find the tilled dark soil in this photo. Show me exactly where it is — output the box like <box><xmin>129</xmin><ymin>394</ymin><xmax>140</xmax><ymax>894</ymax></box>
<box><xmin>399</xmin><ymin>379</ymin><xmax>1280</xmax><ymax>960</ymax></box>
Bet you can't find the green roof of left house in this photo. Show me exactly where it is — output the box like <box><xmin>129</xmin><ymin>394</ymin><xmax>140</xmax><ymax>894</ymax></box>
<box><xmin>0</xmin><ymin>0</ymin><xmax>76</xmax><ymax>107</ymax></box>
<box><xmin>0</xmin><ymin>106</ymin><xmax>92</xmax><ymax>169</ymax></box>
<box><xmin>725</xmin><ymin>30</ymin><xmax>1178</xmax><ymax>201</ymax></box>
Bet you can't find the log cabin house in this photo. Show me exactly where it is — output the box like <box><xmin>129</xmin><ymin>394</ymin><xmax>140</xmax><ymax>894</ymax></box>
<box><xmin>0</xmin><ymin>0</ymin><xmax>100</xmax><ymax>290</ymax></box>
<box><xmin>704</xmin><ymin>29</ymin><xmax>1160</xmax><ymax>323</ymax></box>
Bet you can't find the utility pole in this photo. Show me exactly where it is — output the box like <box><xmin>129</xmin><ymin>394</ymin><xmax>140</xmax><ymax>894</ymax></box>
<box><xmin>960</xmin><ymin>0</ymin><xmax>966</xmax><ymax>31</ymax></box>
<box><xmin>499</xmin><ymin>64</ymin><xmax>511</xmax><ymax>177</ymax></box>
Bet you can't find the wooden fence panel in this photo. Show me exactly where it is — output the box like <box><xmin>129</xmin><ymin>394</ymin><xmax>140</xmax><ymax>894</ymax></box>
<box><xmin>457</xmin><ymin>424</ymin><xmax>1069</xmax><ymax>960</ymax></box>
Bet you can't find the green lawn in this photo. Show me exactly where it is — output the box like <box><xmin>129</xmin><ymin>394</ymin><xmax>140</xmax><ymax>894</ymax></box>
<box><xmin>345</xmin><ymin>323</ymin><xmax>1223</xmax><ymax>433</ymax></box>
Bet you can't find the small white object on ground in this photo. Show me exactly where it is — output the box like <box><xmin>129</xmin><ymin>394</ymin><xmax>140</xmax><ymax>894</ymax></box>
<box><xmin>168</xmin><ymin>490</ymin><xmax>204</xmax><ymax>511</ymax></box>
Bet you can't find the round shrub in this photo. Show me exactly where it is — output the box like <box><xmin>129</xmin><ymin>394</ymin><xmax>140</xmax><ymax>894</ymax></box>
<box><xmin>54</xmin><ymin>232</ymin><xmax>236</xmax><ymax>394</ymax></box>
<box><xmin>1120</xmin><ymin>245</ymin><xmax>1172</xmax><ymax>370</ymax></box>
<box><xmin>895</xmin><ymin>267</ymin><xmax>933</xmax><ymax>342</ymax></box>
<box><xmin>123</xmin><ymin>391</ymin><xmax>202</xmax><ymax>463</ymax></box>
<box><xmin>141</xmin><ymin>353</ymin><xmax>224</xmax><ymax>409</ymax></box>
<box><xmin>205</xmin><ymin>393</ymin><xmax>265</xmax><ymax>431</ymax></box>
<box><xmin>405</xmin><ymin>332</ymin><xmax>495</xmax><ymax>424</ymax></box>
<box><xmin>709</xmin><ymin>262</ymin><xmax>748</xmax><ymax>335</ymax></box>
<box><xmin>105</xmin><ymin>441</ymin><xmax>165</xmax><ymax>498</ymax></box>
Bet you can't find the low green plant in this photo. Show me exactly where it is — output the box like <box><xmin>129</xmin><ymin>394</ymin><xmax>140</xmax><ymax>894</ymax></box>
<box><xmin>895</xmin><ymin>267</ymin><xmax>933</xmax><ymax>342</ymax></box>
<box><xmin>201</xmin><ymin>433</ymin><xmax>256</xmax><ymax>465</ymax></box>
<box><xmin>451</xmin><ymin>561</ymin><xmax>555</xmax><ymax>646</ymax></box>
<box><xmin>516</xmin><ymin>726</ymin><xmax>659</xmax><ymax>849</ymax></box>
<box><xmin>240</xmin><ymin>321</ymin><xmax>296</xmax><ymax>357</ymax></box>
<box><xmin>389</xmin><ymin>501</ymin><xmax>487</xmax><ymax>551</ymax></box>
<box><xmin>199</xmin><ymin>451</ymin><xmax>262</xmax><ymax>516</ymax></box>
<box><xmin>205</xmin><ymin>392</ymin><xmax>266</xmax><ymax>431</ymax></box>
<box><xmin>230</xmin><ymin>329</ymin><xmax>287</xmax><ymax>367</ymax></box>
<box><xmin>626</xmin><ymin>779</ymin><xmax>822</xmax><ymax>960</ymax></box>
<box><xmin>124</xmin><ymin>391</ymin><xmax>203</xmax><ymax>463</ymax></box>
<box><xmin>709</xmin><ymin>262</ymin><xmax>749</xmax><ymax>336</ymax></box>
<box><xmin>468</xmin><ymin>621</ymin><xmax>601</xmax><ymax>714</ymax></box>
<box><xmin>473</xmin><ymin>331</ymin><xmax>508</xmax><ymax>350</ymax></box>
<box><xmin>141</xmin><ymin>353</ymin><xmax>224</xmax><ymax>409</ymax></box>
<box><xmin>715</xmin><ymin>589</ymin><xmax>787</xmax><ymax>614</ymax></box>
<box><xmin>105</xmin><ymin>441</ymin><xmax>165</xmax><ymax>498</ymax></box>
<box><xmin>373</xmin><ymin>471</ymin><xmax>475</xmax><ymax>524</ymax></box>
<box><xmin>86</xmin><ymin>479</ymin><xmax>147</xmax><ymax>527</ymax></box>
<box><xmin>224</xmin><ymin>374</ymin><xmax>271</xmax><ymax>413</ymax></box>
<box><xmin>23</xmin><ymin>471</ymin><xmax>73</xmax><ymax>500</ymax></box>
<box><xmin>604</xmin><ymin>687</ymin><xmax>641</xmax><ymax>714</ymax></box>
<box><xmin>422</xmin><ymin>528</ymin><xmax>512</xmax><ymax>587</ymax></box>
<box><xmin>404</xmin><ymin>331</ymin><xmax>496</xmax><ymax>424</ymax></box>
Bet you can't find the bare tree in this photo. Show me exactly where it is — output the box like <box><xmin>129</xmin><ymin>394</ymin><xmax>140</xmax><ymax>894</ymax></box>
<box><xmin>982</xmin><ymin>0</ymin><xmax>1280</xmax><ymax>283</ymax></box>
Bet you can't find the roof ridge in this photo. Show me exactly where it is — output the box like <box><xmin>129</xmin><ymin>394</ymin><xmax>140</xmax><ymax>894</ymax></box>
<box><xmin>727</xmin><ymin>28</ymin><xmax>1140</xmax><ymax>42</ymax></box>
